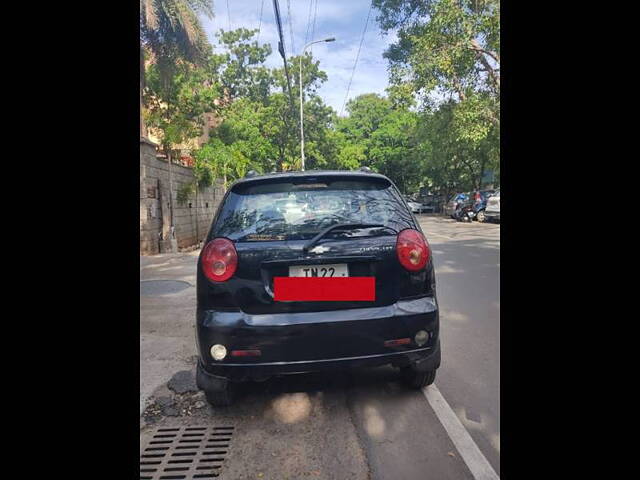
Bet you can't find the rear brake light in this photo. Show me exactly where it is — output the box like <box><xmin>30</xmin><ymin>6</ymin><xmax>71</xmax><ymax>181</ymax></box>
<box><xmin>201</xmin><ymin>238</ymin><xmax>238</xmax><ymax>282</ymax></box>
<box><xmin>396</xmin><ymin>229</ymin><xmax>429</xmax><ymax>271</ymax></box>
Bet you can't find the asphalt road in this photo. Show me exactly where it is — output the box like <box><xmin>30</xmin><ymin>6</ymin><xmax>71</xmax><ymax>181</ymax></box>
<box><xmin>418</xmin><ymin>216</ymin><xmax>501</xmax><ymax>474</ymax></box>
<box><xmin>139</xmin><ymin>215</ymin><xmax>500</xmax><ymax>479</ymax></box>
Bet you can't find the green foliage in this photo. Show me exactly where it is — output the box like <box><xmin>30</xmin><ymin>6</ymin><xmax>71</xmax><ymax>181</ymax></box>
<box><xmin>334</xmin><ymin>94</ymin><xmax>421</xmax><ymax>193</ymax></box>
<box><xmin>144</xmin><ymin>59</ymin><xmax>219</xmax><ymax>154</ymax></box>
<box><xmin>375</xmin><ymin>0</ymin><xmax>499</xmax><ymax>90</ymax></box>
<box><xmin>414</xmin><ymin>100</ymin><xmax>499</xmax><ymax>194</ymax></box>
<box><xmin>140</xmin><ymin>0</ymin><xmax>214</xmax><ymax>85</ymax></box>
<box><xmin>194</xmin><ymin>140</ymin><xmax>232</xmax><ymax>188</ymax></box>
<box><xmin>141</xmin><ymin>13</ymin><xmax>499</xmax><ymax>200</ymax></box>
<box><xmin>212</xmin><ymin>28</ymin><xmax>274</xmax><ymax>102</ymax></box>
<box><xmin>375</xmin><ymin>0</ymin><xmax>499</xmax><ymax>122</ymax></box>
<box><xmin>193</xmin><ymin>155</ymin><xmax>215</xmax><ymax>188</ymax></box>
<box><xmin>176</xmin><ymin>182</ymin><xmax>196</xmax><ymax>206</ymax></box>
<box><xmin>372</xmin><ymin>0</ymin><xmax>500</xmax><ymax>193</ymax></box>
<box><xmin>198</xmin><ymin>47</ymin><xmax>336</xmax><ymax>174</ymax></box>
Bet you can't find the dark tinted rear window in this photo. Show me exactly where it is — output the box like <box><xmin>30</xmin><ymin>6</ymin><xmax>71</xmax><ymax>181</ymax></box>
<box><xmin>213</xmin><ymin>177</ymin><xmax>413</xmax><ymax>241</ymax></box>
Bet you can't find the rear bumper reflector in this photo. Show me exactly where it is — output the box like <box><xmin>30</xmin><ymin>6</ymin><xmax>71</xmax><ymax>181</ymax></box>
<box><xmin>230</xmin><ymin>349</ymin><xmax>262</xmax><ymax>357</ymax></box>
<box><xmin>384</xmin><ymin>338</ymin><xmax>411</xmax><ymax>347</ymax></box>
<box><xmin>273</xmin><ymin>277</ymin><xmax>376</xmax><ymax>301</ymax></box>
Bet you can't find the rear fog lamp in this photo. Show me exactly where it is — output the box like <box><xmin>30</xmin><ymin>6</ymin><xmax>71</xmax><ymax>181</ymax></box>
<box><xmin>415</xmin><ymin>330</ymin><xmax>429</xmax><ymax>346</ymax></box>
<box><xmin>210</xmin><ymin>344</ymin><xmax>227</xmax><ymax>361</ymax></box>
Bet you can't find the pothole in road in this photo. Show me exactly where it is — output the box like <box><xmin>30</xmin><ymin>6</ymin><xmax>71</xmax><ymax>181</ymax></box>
<box><xmin>143</xmin><ymin>370</ymin><xmax>207</xmax><ymax>425</ymax></box>
<box><xmin>140</xmin><ymin>280</ymin><xmax>193</xmax><ymax>296</ymax></box>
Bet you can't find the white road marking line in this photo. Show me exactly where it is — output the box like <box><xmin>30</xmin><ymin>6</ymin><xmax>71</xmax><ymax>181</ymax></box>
<box><xmin>423</xmin><ymin>384</ymin><xmax>500</xmax><ymax>480</ymax></box>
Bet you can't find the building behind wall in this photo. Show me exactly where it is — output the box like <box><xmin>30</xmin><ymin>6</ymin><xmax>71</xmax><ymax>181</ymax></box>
<box><xmin>145</xmin><ymin>110</ymin><xmax>222</xmax><ymax>167</ymax></box>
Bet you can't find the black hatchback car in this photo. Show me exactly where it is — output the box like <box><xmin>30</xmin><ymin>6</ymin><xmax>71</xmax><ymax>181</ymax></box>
<box><xmin>195</xmin><ymin>170</ymin><xmax>441</xmax><ymax>406</ymax></box>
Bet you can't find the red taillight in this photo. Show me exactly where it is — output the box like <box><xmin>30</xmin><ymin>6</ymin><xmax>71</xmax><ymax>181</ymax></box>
<box><xmin>396</xmin><ymin>229</ymin><xmax>430</xmax><ymax>271</ymax></box>
<box><xmin>201</xmin><ymin>238</ymin><xmax>238</xmax><ymax>282</ymax></box>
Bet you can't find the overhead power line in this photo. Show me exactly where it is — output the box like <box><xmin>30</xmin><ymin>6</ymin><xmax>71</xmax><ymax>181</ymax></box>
<box><xmin>310</xmin><ymin>0</ymin><xmax>318</xmax><ymax>52</ymax></box>
<box><xmin>272</xmin><ymin>0</ymin><xmax>295</xmax><ymax>109</ymax></box>
<box><xmin>304</xmin><ymin>0</ymin><xmax>314</xmax><ymax>45</ymax></box>
<box><xmin>340</xmin><ymin>0</ymin><xmax>373</xmax><ymax>116</ymax></box>
<box><xmin>257</xmin><ymin>0</ymin><xmax>265</xmax><ymax>41</ymax></box>
<box><xmin>286</xmin><ymin>0</ymin><xmax>296</xmax><ymax>54</ymax></box>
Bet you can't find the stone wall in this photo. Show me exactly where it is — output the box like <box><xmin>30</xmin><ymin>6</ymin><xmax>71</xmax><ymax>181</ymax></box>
<box><xmin>140</xmin><ymin>138</ymin><xmax>225</xmax><ymax>255</ymax></box>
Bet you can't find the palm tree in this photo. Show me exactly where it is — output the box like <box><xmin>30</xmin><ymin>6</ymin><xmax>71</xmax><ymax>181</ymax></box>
<box><xmin>140</xmin><ymin>0</ymin><xmax>214</xmax><ymax>137</ymax></box>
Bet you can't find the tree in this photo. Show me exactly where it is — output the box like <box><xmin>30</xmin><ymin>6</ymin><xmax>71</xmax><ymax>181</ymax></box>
<box><xmin>415</xmin><ymin>100</ymin><xmax>498</xmax><ymax>199</ymax></box>
<box><xmin>336</xmin><ymin>93</ymin><xmax>421</xmax><ymax>192</ymax></box>
<box><xmin>140</xmin><ymin>0</ymin><xmax>214</xmax><ymax>136</ymax></box>
<box><xmin>338</xmin><ymin>94</ymin><xmax>393</xmax><ymax>144</ymax></box>
<box><xmin>144</xmin><ymin>59</ymin><xmax>221</xmax><ymax>244</ymax></box>
<box><xmin>375</xmin><ymin>0</ymin><xmax>499</xmax><ymax>102</ymax></box>
<box><xmin>374</xmin><ymin>0</ymin><xmax>500</xmax><ymax>196</ymax></box>
<box><xmin>144</xmin><ymin>60</ymin><xmax>220</xmax><ymax>153</ymax></box>
<box><xmin>212</xmin><ymin>97</ymin><xmax>279</xmax><ymax>173</ymax></box>
<box><xmin>143</xmin><ymin>27</ymin><xmax>273</xmax><ymax>160</ymax></box>
<box><xmin>267</xmin><ymin>53</ymin><xmax>332</xmax><ymax>170</ymax></box>
<box><xmin>194</xmin><ymin>139</ymin><xmax>249</xmax><ymax>188</ymax></box>
<box><xmin>213</xmin><ymin>28</ymin><xmax>273</xmax><ymax>102</ymax></box>
<box><xmin>205</xmin><ymin>50</ymin><xmax>335</xmax><ymax>173</ymax></box>
<box><xmin>374</xmin><ymin>0</ymin><xmax>499</xmax><ymax>139</ymax></box>
<box><xmin>332</xmin><ymin>131</ymin><xmax>367</xmax><ymax>170</ymax></box>
<box><xmin>369</xmin><ymin>109</ymin><xmax>420</xmax><ymax>193</ymax></box>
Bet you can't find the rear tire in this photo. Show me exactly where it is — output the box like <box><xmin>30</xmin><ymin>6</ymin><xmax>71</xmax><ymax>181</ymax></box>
<box><xmin>204</xmin><ymin>383</ymin><xmax>235</xmax><ymax>407</ymax></box>
<box><xmin>401</xmin><ymin>367</ymin><xmax>437</xmax><ymax>389</ymax></box>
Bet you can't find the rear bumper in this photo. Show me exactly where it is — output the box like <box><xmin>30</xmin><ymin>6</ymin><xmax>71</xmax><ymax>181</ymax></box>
<box><xmin>197</xmin><ymin>341</ymin><xmax>441</xmax><ymax>388</ymax></box>
<box><xmin>196</xmin><ymin>296</ymin><xmax>440</xmax><ymax>382</ymax></box>
<box><xmin>484</xmin><ymin>211</ymin><xmax>500</xmax><ymax>220</ymax></box>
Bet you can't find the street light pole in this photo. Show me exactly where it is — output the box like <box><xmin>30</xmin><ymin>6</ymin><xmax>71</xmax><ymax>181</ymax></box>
<box><xmin>300</xmin><ymin>37</ymin><xmax>335</xmax><ymax>171</ymax></box>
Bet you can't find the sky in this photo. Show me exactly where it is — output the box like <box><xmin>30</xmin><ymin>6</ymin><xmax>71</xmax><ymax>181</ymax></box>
<box><xmin>199</xmin><ymin>0</ymin><xmax>398</xmax><ymax>115</ymax></box>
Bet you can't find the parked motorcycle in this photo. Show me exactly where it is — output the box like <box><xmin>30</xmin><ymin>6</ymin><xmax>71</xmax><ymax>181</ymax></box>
<box><xmin>453</xmin><ymin>200</ymin><xmax>475</xmax><ymax>222</ymax></box>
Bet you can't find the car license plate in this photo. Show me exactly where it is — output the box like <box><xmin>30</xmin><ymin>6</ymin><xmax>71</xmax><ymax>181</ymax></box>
<box><xmin>289</xmin><ymin>264</ymin><xmax>348</xmax><ymax>277</ymax></box>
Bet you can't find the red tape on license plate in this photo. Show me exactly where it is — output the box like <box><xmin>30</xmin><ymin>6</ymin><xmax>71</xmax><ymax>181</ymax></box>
<box><xmin>273</xmin><ymin>277</ymin><xmax>376</xmax><ymax>301</ymax></box>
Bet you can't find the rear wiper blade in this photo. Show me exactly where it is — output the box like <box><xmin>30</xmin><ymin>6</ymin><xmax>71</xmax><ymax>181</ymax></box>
<box><xmin>302</xmin><ymin>223</ymin><xmax>395</xmax><ymax>253</ymax></box>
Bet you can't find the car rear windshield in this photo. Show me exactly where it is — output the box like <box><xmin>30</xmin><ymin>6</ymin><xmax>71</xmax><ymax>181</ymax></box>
<box><xmin>212</xmin><ymin>176</ymin><xmax>414</xmax><ymax>241</ymax></box>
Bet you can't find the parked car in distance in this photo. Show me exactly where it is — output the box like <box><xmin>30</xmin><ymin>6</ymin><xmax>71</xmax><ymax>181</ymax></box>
<box><xmin>417</xmin><ymin>194</ymin><xmax>437</xmax><ymax>213</ymax></box>
<box><xmin>426</xmin><ymin>194</ymin><xmax>445</xmax><ymax>214</ymax></box>
<box><xmin>444</xmin><ymin>192</ymin><xmax>469</xmax><ymax>218</ymax></box>
<box><xmin>407</xmin><ymin>201</ymin><xmax>422</xmax><ymax>213</ymax></box>
<box><xmin>402</xmin><ymin>195</ymin><xmax>427</xmax><ymax>214</ymax></box>
<box><xmin>420</xmin><ymin>204</ymin><xmax>435</xmax><ymax>213</ymax></box>
<box><xmin>195</xmin><ymin>170</ymin><xmax>441</xmax><ymax>406</ymax></box>
<box><xmin>406</xmin><ymin>200</ymin><xmax>432</xmax><ymax>214</ymax></box>
<box><xmin>484</xmin><ymin>189</ymin><xmax>500</xmax><ymax>222</ymax></box>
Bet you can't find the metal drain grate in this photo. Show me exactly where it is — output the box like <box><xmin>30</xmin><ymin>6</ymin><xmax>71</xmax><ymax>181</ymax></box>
<box><xmin>140</xmin><ymin>426</ymin><xmax>234</xmax><ymax>479</ymax></box>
